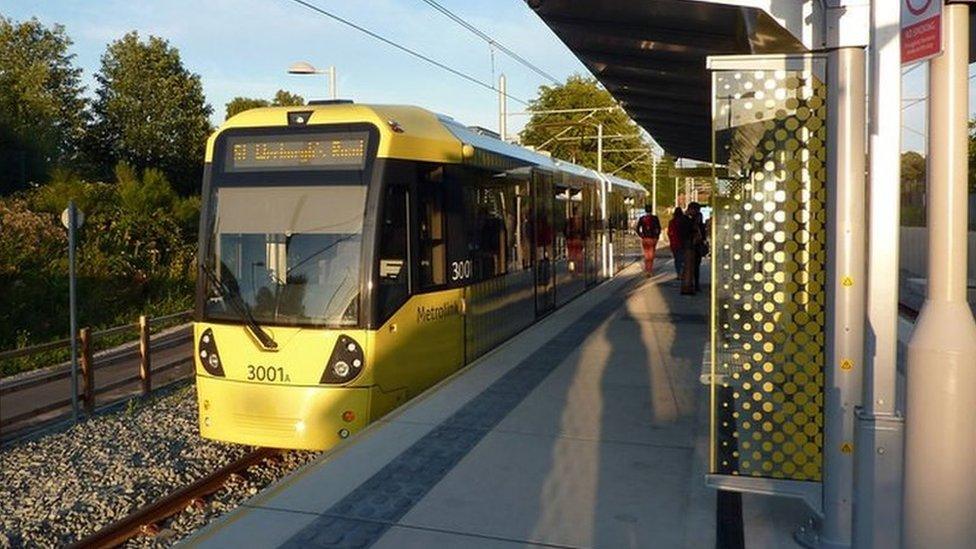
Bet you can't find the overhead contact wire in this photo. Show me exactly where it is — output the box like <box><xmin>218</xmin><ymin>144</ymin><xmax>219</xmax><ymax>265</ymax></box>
<box><xmin>418</xmin><ymin>0</ymin><xmax>561</xmax><ymax>84</ymax></box>
<box><xmin>284</xmin><ymin>0</ymin><xmax>529</xmax><ymax>105</ymax></box>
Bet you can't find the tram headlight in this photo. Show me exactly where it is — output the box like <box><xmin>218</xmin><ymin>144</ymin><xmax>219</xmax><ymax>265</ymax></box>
<box><xmin>198</xmin><ymin>328</ymin><xmax>225</xmax><ymax>377</ymax></box>
<box><xmin>320</xmin><ymin>335</ymin><xmax>364</xmax><ymax>384</ymax></box>
<box><xmin>333</xmin><ymin>361</ymin><xmax>351</xmax><ymax>378</ymax></box>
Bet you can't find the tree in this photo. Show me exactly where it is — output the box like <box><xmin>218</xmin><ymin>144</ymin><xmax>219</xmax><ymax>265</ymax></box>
<box><xmin>272</xmin><ymin>89</ymin><xmax>304</xmax><ymax>107</ymax></box>
<box><xmin>901</xmin><ymin>151</ymin><xmax>926</xmax><ymax>187</ymax></box>
<box><xmin>224</xmin><ymin>90</ymin><xmax>305</xmax><ymax>120</ymax></box>
<box><xmin>901</xmin><ymin>151</ymin><xmax>926</xmax><ymax>226</ymax></box>
<box><xmin>519</xmin><ymin>75</ymin><xmax>652</xmax><ymax>184</ymax></box>
<box><xmin>0</xmin><ymin>17</ymin><xmax>86</xmax><ymax>192</ymax></box>
<box><xmin>225</xmin><ymin>97</ymin><xmax>269</xmax><ymax>120</ymax></box>
<box><xmin>87</xmin><ymin>32</ymin><xmax>212</xmax><ymax>195</ymax></box>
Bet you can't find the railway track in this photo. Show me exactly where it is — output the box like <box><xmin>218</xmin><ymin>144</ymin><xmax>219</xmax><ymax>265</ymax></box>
<box><xmin>68</xmin><ymin>447</ymin><xmax>281</xmax><ymax>549</ymax></box>
<box><xmin>1</xmin><ymin>313</ymin><xmax>194</xmax><ymax>440</ymax></box>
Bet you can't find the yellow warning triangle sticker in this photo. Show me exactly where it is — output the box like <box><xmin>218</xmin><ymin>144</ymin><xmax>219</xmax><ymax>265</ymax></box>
<box><xmin>841</xmin><ymin>442</ymin><xmax>854</xmax><ymax>454</ymax></box>
<box><xmin>842</xmin><ymin>276</ymin><xmax>854</xmax><ymax>287</ymax></box>
<box><xmin>841</xmin><ymin>359</ymin><xmax>854</xmax><ymax>370</ymax></box>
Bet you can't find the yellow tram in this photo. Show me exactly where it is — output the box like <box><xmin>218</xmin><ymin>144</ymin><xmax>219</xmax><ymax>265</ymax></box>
<box><xmin>194</xmin><ymin>102</ymin><xmax>646</xmax><ymax>450</ymax></box>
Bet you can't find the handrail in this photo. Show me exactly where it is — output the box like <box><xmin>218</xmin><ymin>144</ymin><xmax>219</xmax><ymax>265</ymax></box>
<box><xmin>0</xmin><ymin>310</ymin><xmax>192</xmax><ymax>361</ymax></box>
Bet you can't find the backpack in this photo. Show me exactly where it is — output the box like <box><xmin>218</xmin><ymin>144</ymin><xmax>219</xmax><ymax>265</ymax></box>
<box><xmin>638</xmin><ymin>214</ymin><xmax>661</xmax><ymax>239</ymax></box>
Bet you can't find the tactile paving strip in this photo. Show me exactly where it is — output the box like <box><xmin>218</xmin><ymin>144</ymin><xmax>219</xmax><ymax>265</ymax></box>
<box><xmin>280</xmin><ymin>277</ymin><xmax>643</xmax><ymax>548</ymax></box>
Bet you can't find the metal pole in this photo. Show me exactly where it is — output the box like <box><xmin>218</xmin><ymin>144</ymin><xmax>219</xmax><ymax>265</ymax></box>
<box><xmin>904</xmin><ymin>4</ymin><xmax>976</xmax><ymax>547</ymax></box>
<box><xmin>328</xmin><ymin>66</ymin><xmax>336</xmax><ymax>99</ymax></box>
<box><xmin>596</xmin><ymin>123</ymin><xmax>603</xmax><ymax>173</ymax></box>
<box><xmin>601</xmin><ymin>176</ymin><xmax>609</xmax><ymax>277</ymax></box>
<box><xmin>68</xmin><ymin>200</ymin><xmax>79</xmax><ymax>421</ymax></box>
<box><xmin>674</xmin><ymin>174</ymin><xmax>679</xmax><ymax>207</ymax></box>
<box><xmin>821</xmin><ymin>46</ymin><xmax>866</xmax><ymax>549</ymax></box>
<box><xmin>652</xmin><ymin>155</ymin><xmax>658</xmax><ymax>213</ymax></box>
<box><xmin>853</xmin><ymin>1</ymin><xmax>905</xmax><ymax>546</ymax></box>
<box><xmin>498</xmin><ymin>74</ymin><xmax>507</xmax><ymax>141</ymax></box>
<box><xmin>597</xmin><ymin>122</ymin><xmax>607</xmax><ymax>276</ymax></box>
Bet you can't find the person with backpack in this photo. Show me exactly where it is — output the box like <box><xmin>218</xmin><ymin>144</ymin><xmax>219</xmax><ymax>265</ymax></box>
<box><xmin>636</xmin><ymin>204</ymin><xmax>662</xmax><ymax>276</ymax></box>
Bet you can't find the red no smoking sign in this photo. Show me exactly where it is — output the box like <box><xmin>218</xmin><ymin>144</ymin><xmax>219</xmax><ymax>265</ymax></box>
<box><xmin>901</xmin><ymin>0</ymin><xmax>943</xmax><ymax>64</ymax></box>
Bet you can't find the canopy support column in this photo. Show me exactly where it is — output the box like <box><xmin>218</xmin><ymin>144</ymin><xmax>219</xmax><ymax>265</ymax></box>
<box><xmin>903</xmin><ymin>4</ymin><xmax>976</xmax><ymax>547</ymax></box>
<box><xmin>853</xmin><ymin>1</ymin><xmax>905</xmax><ymax>547</ymax></box>
<box><xmin>821</xmin><ymin>45</ymin><xmax>866</xmax><ymax>549</ymax></box>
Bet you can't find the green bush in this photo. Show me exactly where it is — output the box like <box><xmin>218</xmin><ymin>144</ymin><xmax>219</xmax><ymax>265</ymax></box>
<box><xmin>0</xmin><ymin>164</ymin><xmax>198</xmax><ymax>376</ymax></box>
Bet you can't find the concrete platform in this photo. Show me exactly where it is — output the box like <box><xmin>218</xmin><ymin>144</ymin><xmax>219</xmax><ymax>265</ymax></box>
<box><xmin>184</xmin><ymin>261</ymin><xmax>808</xmax><ymax>548</ymax></box>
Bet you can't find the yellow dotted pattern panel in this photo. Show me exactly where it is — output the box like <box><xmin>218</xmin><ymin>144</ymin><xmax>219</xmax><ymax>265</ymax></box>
<box><xmin>711</xmin><ymin>67</ymin><xmax>826</xmax><ymax>481</ymax></box>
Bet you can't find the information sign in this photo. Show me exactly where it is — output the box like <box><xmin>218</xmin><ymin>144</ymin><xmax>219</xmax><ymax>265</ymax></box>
<box><xmin>901</xmin><ymin>0</ymin><xmax>943</xmax><ymax>64</ymax></box>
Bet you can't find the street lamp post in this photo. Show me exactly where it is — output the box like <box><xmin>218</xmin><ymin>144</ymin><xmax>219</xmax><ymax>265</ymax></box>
<box><xmin>288</xmin><ymin>61</ymin><xmax>337</xmax><ymax>99</ymax></box>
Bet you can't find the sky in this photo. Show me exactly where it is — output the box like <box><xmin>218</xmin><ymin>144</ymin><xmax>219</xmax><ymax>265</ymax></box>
<box><xmin>3</xmin><ymin>0</ymin><xmax>969</xmax><ymax>155</ymax></box>
<box><xmin>3</xmin><ymin>0</ymin><xmax>589</xmax><ymax>140</ymax></box>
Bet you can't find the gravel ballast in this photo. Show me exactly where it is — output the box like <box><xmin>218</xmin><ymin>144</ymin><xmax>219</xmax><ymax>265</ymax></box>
<box><xmin>0</xmin><ymin>383</ymin><xmax>319</xmax><ymax>548</ymax></box>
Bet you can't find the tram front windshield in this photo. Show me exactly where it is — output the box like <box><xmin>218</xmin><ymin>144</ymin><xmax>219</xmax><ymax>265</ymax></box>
<box><xmin>204</xmin><ymin>184</ymin><xmax>367</xmax><ymax>327</ymax></box>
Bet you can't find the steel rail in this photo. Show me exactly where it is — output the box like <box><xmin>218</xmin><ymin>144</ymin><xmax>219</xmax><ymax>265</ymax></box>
<box><xmin>0</xmin><ymin>357</ymin><xmax>193</xmax><ymax>438</ymax></box>
<box><xmin>68</xmin><ymin>447</ymin><xmax>281</xmax><ymax>549</ymax></box>
<box><xmin>0</xmin><ymin>330</ymin><xmax>191</xmax><ymax>396</ymax></box>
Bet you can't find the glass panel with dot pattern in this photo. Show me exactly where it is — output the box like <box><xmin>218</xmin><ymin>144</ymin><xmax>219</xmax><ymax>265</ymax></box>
<box><xmin>711</xmin><ymin>59</ymin><xmax>827</xmax><ymax>482</ymax></box>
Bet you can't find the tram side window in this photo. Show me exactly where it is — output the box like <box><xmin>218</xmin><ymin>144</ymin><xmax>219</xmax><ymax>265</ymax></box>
<box><xmin>463</xmin><ymin>169</ymin><xmax>524</xmax><ymax>281</ymax></box>
<box><xmin>417</xmin><ymin>167</ymin><xmax>446</xmax><ymax>288</ymax></box>
<box><xmin>377</xmin><ymin>184</ymin><xmax>409</xmax><ymax>320</ymax></box>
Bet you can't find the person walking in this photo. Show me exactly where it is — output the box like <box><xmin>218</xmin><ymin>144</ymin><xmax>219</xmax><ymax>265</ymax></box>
<box><xmin>636</xmin><ymin>204</ymin><xmax>662</xmax><ymax>276</ymax></box>
<box><xmin>679</xmin><ymin>203</ymin><xmax>706</xmax><ymax>295</ymax></box>
<box><xmin>690</xmin><ymin>207</ymin><xmax>707</xmax><ymax>293</ymax></box>
<box><xmin>667</xmin><ymin>207</ymin><xmax>684</xmax><ymax>276</ymax></box>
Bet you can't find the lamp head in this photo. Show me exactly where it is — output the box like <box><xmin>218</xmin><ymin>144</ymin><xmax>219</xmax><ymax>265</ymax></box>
<box><xmin>288</xmin><ymin>61</ymin><xmax>317</xmax><ymax>74</ymax></box>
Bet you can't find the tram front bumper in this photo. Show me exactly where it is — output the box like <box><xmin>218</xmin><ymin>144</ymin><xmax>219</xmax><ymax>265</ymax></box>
<box><xmin>196</xmin><ymin>376</ymin><xmax>370</xmax><ymax>451</ymax></box>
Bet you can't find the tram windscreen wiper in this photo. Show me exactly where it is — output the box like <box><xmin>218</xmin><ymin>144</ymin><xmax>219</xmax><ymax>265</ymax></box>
<box><xmin>200</xmin><ymin>263</ymin><xmax>278</xmax><ymax>350</ymax></box>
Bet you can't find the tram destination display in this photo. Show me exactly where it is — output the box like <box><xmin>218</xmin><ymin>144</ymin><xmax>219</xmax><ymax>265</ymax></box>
<box><xmin>224</xmin><ymin>131</ymin><xmax>368</xmax><ymax>172</ymax></box>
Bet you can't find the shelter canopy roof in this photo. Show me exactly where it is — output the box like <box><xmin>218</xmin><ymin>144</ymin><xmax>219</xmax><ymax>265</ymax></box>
<box><xmin>526</xmin><ymin>0</ymin><xmax>809</xmax><ymax>161</ymax></box>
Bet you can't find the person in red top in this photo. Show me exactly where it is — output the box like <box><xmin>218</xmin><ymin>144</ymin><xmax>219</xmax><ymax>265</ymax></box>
<box><xmin>667</xmin><ymin>207</ymin><xmax>684</xmax><ymax>276</ymax></box>
<box><xmin>636</xmin><ymin>204</ymin><xmax>662</xmax><ymax>276</ymax></box>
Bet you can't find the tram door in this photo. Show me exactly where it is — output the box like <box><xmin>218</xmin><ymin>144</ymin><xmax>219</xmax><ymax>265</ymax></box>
<box><xmin>533</xmin><ymin>169</ymin><xmax>556</xmax><ymax>315</ymax></box>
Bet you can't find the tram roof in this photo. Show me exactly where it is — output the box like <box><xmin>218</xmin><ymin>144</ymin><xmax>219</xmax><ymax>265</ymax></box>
<box><xmin>211</xmin><ymin>103</ymin><xmax>646</xmax><ymax>193</ymax></box>
<box><xmin>602</xmin><ymin>173</ymin><xmax>648</xmax><ymax>195</ymax></box>
<box><xmin>439</xmin><ymin>115</ymin><xmax>645</xmax><ymax>195</ymax></box>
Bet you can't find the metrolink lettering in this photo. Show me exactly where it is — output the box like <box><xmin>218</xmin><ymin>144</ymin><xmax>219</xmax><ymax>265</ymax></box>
<box><xmin>417</xmin><ymin>301</ymin><xmax>460</xmax><ymax>323</ymax></box>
